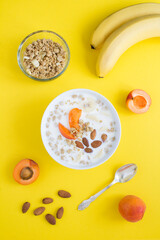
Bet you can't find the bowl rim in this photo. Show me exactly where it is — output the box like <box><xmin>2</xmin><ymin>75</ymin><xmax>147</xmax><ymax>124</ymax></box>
<box><xmin>17</xmin><ymin>30</ymin><xmax>70</xmax><ymax>81</ymax></box>
<box><xmin>41</xmin><ymin>89</ymin><xmax>121</xmax><ymax>170</ymax></box>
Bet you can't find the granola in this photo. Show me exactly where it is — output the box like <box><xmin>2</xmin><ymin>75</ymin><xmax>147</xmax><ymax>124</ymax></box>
<box><xmin>23</xmin><ymin>39</ymin><xmax>66</xmax><ymax>79</ymax></box>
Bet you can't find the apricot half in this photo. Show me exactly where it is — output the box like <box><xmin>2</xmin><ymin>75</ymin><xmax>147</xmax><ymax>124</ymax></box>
<box><xmin>13</xmin><ymin>159</ymin><xmax>39</xmax><ymax>185</ymax></box>
<box><xmin>119</xmin><ymin>195</ymin><xmax>146</xmax><ymax>222</ymax></box>
<box><xmin>126</xmin><ymin>89</ymin><xmax>151</xmax><ymax>114</ymax></box>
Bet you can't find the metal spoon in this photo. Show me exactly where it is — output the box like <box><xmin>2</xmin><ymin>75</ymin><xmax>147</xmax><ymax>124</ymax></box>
<box><xmin>78</xmin><ymin>163</ymin><xmax>137</xmax><ymax>210</ymax></box>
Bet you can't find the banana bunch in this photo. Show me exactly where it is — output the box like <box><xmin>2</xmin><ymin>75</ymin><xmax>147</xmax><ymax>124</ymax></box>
<box><xmin>91</xmin><ymin>3</ymin><xmax>160</xmax><ymax>77</ymax></box>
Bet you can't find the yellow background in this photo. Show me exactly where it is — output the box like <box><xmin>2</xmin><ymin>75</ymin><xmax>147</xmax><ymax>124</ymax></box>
<box><xmin>0</xmin><ymin>0</ymin><xmax>160</xmax><ymax>239</ymax></box>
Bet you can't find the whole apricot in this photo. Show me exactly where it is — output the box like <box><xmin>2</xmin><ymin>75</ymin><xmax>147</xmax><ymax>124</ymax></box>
<box><xmin>119</xmin><ymin>195</ymin><xmax>146</xmax><ymax>222</ymax></box>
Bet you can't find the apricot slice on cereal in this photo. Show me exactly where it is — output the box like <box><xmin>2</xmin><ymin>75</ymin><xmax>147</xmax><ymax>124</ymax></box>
<box><xmin>69</xmin><ymin>108</ymin><xmax>82</xmax><ymax>131</ymax></box>
<box><xmin>126</xmin><ymin>89</ymin><xmax>151</xmax><ymax>114</ymax></box>
<box><xmin>58</xmin><ymin>123</ymin><xmax>76</xmax><ymax>139</ymax></box>
<box><xmin>13</xmin><ymin>159</ymin><xmax>39</xmax><ymax>185</ymax></box>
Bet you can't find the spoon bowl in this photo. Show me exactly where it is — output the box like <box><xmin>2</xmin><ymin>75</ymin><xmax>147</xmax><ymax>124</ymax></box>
<box><xmin>115</xmin><ymin>163</ymin><xmax>137</xmax><ymax>183</ymax></box>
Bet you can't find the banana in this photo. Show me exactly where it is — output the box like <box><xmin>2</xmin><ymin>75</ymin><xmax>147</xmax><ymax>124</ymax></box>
<box><xmin>80</xmin><ymin>98</ymin><xmax>96</xmax><ymax>112</ymax></box>
<box><xmin>91</xmin><ymin>3</ymin><xmax>160</xmax><ymax>49</ymax></box>
<box><xmin>86</xmin><ymin>114</ymin><xmax>100</xmax><ymax>122</ymax></box>
<box><xmin>96</xmin><ymin>15</ymin><xmax>160</xmax><ymax>77</ymax></box>
<box><xmin>94</xmin><ymin>149</ymin><xmax>103</xmax><ymax>160</ymax></box>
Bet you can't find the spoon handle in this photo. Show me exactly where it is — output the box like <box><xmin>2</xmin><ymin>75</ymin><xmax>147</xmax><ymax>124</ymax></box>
<box><xmin>78</xmin><ymin>179</ymin><xmax>117</xmax><ymax>210</ymax></box>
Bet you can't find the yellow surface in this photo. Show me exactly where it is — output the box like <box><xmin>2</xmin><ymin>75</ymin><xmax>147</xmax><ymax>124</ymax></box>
<box><xmin>0</xmin><ymin>0</ymin><xmax>160</xmax><ymax>239</ymax></box>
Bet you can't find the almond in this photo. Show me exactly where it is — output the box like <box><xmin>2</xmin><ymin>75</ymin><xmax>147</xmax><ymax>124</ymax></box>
<box><xmin>75</xmin><ymin>141</ymin><xmax>84</xmax><ymax>149</ymax></box>
<box><xmin>58</xmin><ymin>190</ymin><xmax>71</xmax><ymax>198</ymax></box>
<box><xmin>91</xmin><ymin>140</ymin><xmax>102</xmax><ymax>148</ymax></box>
<box><xmin>101</xmin><ymin>134</ymin><xmax>107</xmax><ymax>142</ymax></box>
<box><xmin>42</xmin><ymin>198</ymin><xmax>53</xmax><ymax>204</ymax></box>
<box><xmin>22</xmin><ymin>202</ymin><xmax>30</xmax><ymax>213</ymax></box>
<box><xmin>90</xmin><ymin>129</ymin><xmax>96</xmax><ymax>140</ymax></box>
<box><xmin>34</xmin><ymin>207</ymin><xmax>45</xmax><ymax>216</ymax></box>
<box><xmin>56</xmin><ymin>207</ymin><xmax>64</xmax><ymax>219</ymax></box>
<box><xmin>82</xmin><ymin>137</ymin><xmax>89</xmax><ymax>147</ymax></box>
<box><xmin>45</xmin><ymin>214</ymin><xmax>56</xmax><ymax>225</ymax></box>
<box><xmin>85</xmin><ymin>148</ymin><xmax>93</xmax><ymax>153</ymax></box>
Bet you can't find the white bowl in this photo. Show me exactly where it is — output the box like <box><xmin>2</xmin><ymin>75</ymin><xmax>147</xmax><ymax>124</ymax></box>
<box><xmin>41</xmin><ymin>89</ymin><xmax>121</xmax><ymax>170</ymax></box>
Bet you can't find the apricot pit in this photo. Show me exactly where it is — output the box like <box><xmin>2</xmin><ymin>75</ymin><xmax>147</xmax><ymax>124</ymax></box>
<box><xmin>20</xmin><ymin>167</ymin><xmax>33</xmax><ymax>180</ymax></box>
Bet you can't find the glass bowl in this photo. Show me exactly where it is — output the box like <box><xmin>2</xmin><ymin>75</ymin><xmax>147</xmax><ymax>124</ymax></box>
<box><xmin>17</xmin><ymin>30</ymin><xmax>70</xmax><ymax>81</ymax></box>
